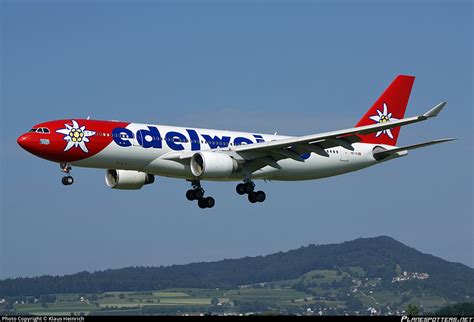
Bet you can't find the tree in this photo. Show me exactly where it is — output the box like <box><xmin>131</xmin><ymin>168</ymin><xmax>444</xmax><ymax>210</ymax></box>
<box><xmin>39</xmin><ymin>294</ymin><xmax>56</xmax><ymax>303</ymax></box>
<box><xmin>407</xmin><ymin>304</ymin><xmax>419</xmax><ymax>316</ymax></box>
<box><xmin>345</xmin><ymin>296</ymin><xmax>363</xmax><ymax>311</ymax></box>
<box><xmin>211</xmin><ymin>297</ymin><xmax>219</xmax><ymax>306</ymax></box>
<box><xmin>293</xmin><ymin>282</ymin><xmax>307</xmax><ymax>292</ymax></box>
<box><xmin>4</xmin><ymin>302</ymin><xmax>14</xmax><ymax>311</ymax></box>
<box><xmin>395</xmin><ymin>264</ymin><xmax>402</xmax><ymax>275</ymax></box>
<box><xmin>434</xmin><ymin>302</ymin><xmax>474</xmax><ymax>316</ymax></box>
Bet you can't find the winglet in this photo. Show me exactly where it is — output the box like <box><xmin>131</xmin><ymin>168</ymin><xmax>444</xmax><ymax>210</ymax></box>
<box><xmin>423</xmin><ymin>101</ymin><xmax>447</xmax><ymax>118</ymax></box>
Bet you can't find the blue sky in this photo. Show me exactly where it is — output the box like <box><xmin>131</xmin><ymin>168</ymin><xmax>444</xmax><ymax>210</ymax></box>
<box><xmin>1</xmin><ymin>1</ymin><xmax>472</xmax><ymax>279</ymax></box>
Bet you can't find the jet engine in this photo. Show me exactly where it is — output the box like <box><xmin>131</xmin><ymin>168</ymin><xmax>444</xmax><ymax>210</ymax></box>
<box><xmin>373</xmin><ymin>145</ymin><xmax>394</xmax><ymax>161</ymax></box>
<box><xmin>190</xmin><ymin>151</ymin><xmax>239</xmax><ymax>178</ymax></box>
<box><xmin>105</xmin><ymin>169</ymin><xmax>155</xmax><ymax>190</ymax></box>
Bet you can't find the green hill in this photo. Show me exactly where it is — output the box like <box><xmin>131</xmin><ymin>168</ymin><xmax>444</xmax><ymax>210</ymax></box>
<box><xmin>1</xmin><ymin>236</ymin><xmax>472</xmax><ymax>308</ymax></box>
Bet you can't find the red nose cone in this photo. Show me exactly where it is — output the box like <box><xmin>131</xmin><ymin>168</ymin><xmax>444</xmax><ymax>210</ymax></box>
<box><xmin>17</xmin><ymin>133</ymin><xmax>38</xmax><ymax>154</ymax></box>
<box><xmin>17</xmin><ymin>133</ymin><xmax>30</xmax><ymax>149</ymax></box>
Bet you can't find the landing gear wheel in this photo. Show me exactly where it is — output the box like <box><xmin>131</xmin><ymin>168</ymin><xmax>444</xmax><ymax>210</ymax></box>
<box><xmin>205</xmin><ymin>197</ymin><xmax>215</xmax><ymax>208</ymax></box>
<box><xmin>186</xmin><ymin>180</ymin><xmax>214</xmax><ymax>208</ymax></box>
<box><xmin>236</xmin><ymin>183</ymin><xmax>246</xmax><ymax>195</ymax></box>
<box><xmin>256</xmin><ymin>191</ymin><xmax>266</xmax><ymax>203</ymax></box>
<box><xmin>248</xmin><ymin>192</ymin><xmax>258</xmax><ymax>203</ymax></box>
<box><xmin>186</xmin><ymin>189</ymin><xmax>196</xmax><ymax>201</ymax></box>
<box><xmin>194</xmin><ymin>188</ymin><xmax>204</xmax><ymax>199</ymax></box>
<box><xmin>198</xmin><ymin>198</ymin><xmax>207</xmax><ymax>209</ymax></box>
<box><xmin>244</xmin><ymin>182</ymin><xmax>254</xmax><ymax>194</ymax></box>
<box><xmin>198</xmin><ymin>197</ymin><xmax>215</xmax><ymax>208</ymax></box>
<box><xmin>62</xmin><ymin>176</ymin><xmax>74</xmax><ymax>186</ymax></box>
<box><xmin>60</xmin><ymin>163</ymin><xmax>73</xmax><ymax>186</ymax></box>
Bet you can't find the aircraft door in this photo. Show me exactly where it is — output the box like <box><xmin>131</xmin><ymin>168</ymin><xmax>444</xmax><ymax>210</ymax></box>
<box><xmin>340</xmin><ymin>151</ymin><xmax>349</xmax><ymax>162</ymax></box>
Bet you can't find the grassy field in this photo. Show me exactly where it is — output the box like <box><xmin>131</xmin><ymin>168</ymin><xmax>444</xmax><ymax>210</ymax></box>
<box><xmin>15</xmin><ymin>302</ymin><xmax>100</xmax><ymax>315</ymax></box>
<box><xmin>12</xmin><ymin>287</ymin><xmax>309</xmax><ymax>315</ymax></box>
<box><xmin>226</xmin><ymin>288</ymin><xmax>307</xmax><ymax>303</ymax></box>
<box><xmin>10</xmin><ymin>268</ymin><xmax>450</xmax><ymax>315</ymax></box>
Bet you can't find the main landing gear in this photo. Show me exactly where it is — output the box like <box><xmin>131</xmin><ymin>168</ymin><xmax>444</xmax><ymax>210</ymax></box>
<box><xmin>236</xmin><ymin>180</ymin><xmax>266</xmax><ymax>203</ymax></box>
<box><xmin>60</xmin><ymin>162</ymin><xmax>74</xmax><ymax>186</ymax></box>
<box><xmin>186</xmin><ymin>180</ymin><xmax>215</xmax><ymax>209</ymax></box>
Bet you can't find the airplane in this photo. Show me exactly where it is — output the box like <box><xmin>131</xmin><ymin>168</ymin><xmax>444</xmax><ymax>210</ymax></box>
<box><xmin>17</xmin><ymin>75</ymin><xmax>454</xmax><ymax>209</ymax></box>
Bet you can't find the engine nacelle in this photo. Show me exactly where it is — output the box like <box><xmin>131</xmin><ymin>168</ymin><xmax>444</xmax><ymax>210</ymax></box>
<box><xmin>190</xmin><ymin>151</ymin><xmax>239</xmax><ymax>179</ymax></box>
<box><xmin>105</xmin><ymin>169</ymin><xmax>155</xmax><ymax>190</ymax></box>
<box><xmin>372</xmin><ymin>146</ymin><xmax>389</xmax><ymax>161</ymax></box>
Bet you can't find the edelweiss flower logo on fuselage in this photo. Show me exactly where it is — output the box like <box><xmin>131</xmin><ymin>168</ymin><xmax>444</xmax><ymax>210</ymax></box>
<box><xmin>56</xmin><ymin>120</ymin><xmax>96</xmax><ymax>153</ymax></box>
<box><xmin>369</xmin><ymin>103</ymin><xmax>398</xmax><ymax>139</ymax></box>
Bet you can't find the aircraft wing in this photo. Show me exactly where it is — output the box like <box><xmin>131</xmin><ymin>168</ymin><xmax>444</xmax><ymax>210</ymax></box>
<box><xmin>233</xmin><ymin>102</ymin><xmax>447</xmax><ymax>164</ymax></box>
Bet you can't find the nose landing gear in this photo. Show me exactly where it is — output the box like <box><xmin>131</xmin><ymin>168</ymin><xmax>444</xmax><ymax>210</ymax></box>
<box><xmin>236</xmin><ymin>180</ymin><xmax>266</xmax><ymax>203</ymax></box>
<box><xmin>186</xmin><ymin>180</ymin><xmax>215</xmax><ymax>209</ymax></box>
<box><xmin>60</xmin><ymin>162</ymin><xmax>74</xmax><ymax>186</ymax></box>
<box><xmin>61</xmin><ymin>175</ymin><xmax>74</xmax><ymax>185</ymax></box>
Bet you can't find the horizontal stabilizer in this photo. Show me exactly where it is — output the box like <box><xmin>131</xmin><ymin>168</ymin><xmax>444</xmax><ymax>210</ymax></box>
<box><xmin>423</xmin><ymin>101</ymin><xmax>446</xmax><ymax>118</ymax></box>
<box><xmin>373</xmin><ymin>138</ymin><xmax>455</xmax><ymax>159</ymax></box>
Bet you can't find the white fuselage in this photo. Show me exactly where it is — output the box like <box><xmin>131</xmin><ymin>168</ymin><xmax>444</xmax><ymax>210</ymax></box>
<box><xmin>72</xmin><ymin>122</ymin><xmax>395</xmax><ymax>182</ymax></box>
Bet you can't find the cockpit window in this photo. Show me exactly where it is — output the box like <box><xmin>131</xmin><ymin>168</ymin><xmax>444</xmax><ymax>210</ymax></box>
<box><xmin>28</xmin><ymin>127</ymin><xmax>50</xmax><ymax>133</ymax></box>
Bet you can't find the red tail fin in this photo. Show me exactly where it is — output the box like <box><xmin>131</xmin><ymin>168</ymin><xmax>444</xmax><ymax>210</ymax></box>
<box><xmin>356</xmin><ymin>75</ymin><xmax>415</xmax><ymax>145</ymax></box>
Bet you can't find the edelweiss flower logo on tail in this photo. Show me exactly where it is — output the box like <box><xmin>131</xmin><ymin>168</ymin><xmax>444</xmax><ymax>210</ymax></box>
<box><xmin>369</xmin><ymin>103</ymin><xmax>398</xmax><ymax>139</ymax></box>
<box><xmin>56</xmin><ymin>120</ymin><xmax>96</xmax><ymax>153</ymax></box>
